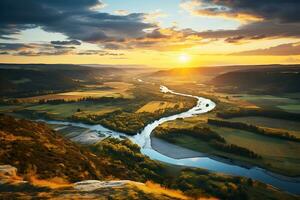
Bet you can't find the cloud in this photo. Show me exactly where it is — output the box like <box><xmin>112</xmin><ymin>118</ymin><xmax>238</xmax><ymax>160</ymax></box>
<box><xmin>1</xmin><ymin>0</ymin><xmax>299</xmax><ymax>54</ymax></box>
<box><xmin>180</xmin><ymin>0</ymin><xmax>300</xmax><ymax>43</ymax></box>
<box><xmin>51</xmin><ymin>40</ymin><xmax>81</xmax><ymax>45</ymax></box>
<box><xmin>232</xmin><ymin>42</ymin><xmax>300</xmax><ymax>56</ymax></box>
<box><xmin>196</xmin><ymin>21</ymin><xmax>300</xmax><ymax>41</ymax></box>
<box><xmin>0</xmin><ymin>43</ymin><xmax>32</xmax><ymax>51</ymax></box>
<box><xmin>0</xmin><ymin>42</ymin><xmax>124</xmax><ymax>56</ymax></box>
<box><xmin>77</xmin><ymin>49</ymin><xmax>124</xmax><ymax>56</ymax></box>
<box><xmin>114</xmin><ymin>10</ymin><xmax>129</xmax><ymax>16</ymax></box>
<box><xmin>0</xmin><ymin>42</ymin><xmax>74</xmax><ymax>56</ymax></box>
<box><xmin>0</xmin><ymin>0</ymin><xmax>155</xmax><ymax>44</ymax></box>
<box><xmin>225</xmin><ymin>35</ymin><xmax>245</xmax><ymax>43</ymax></box>
<box><xmin>180</xmin><ymin>0</ymin><xmax>300</xmax><ymax>23</ymax></box>
<box><xmin>144</xmin><ymin>10</ymin><xmax>167</xmax><ymax>23</ymax></box>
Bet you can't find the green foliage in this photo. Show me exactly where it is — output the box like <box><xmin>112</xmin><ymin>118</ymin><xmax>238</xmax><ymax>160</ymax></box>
<box><xmin>0</xmin><ymin>115</ymin><xmax>165</xmax><ymax>184</ymax></box>
<box><xmin>72</xmin><ymin>96</ymin><xmax>196</xmax><ymax>135</ymax></box>
<box><xmin>89</xmin><ymin>138</ymin><xmax>165</xmax><ymax>183</ymax></box>
<box><xmin>170</xmin><ymin>168</ymin><xmax>249</xmax><ymax>200</ymax></box>
<box><xmin>212</xmin><ymin>66</ymin><xmax>300</xmax><ymax>94</ymax></box>
<box><xmin>208</xmin><ymin>118</ymin><xmax>300</xmax><ymax>142</ymax></box>
<box><xmin>154</xmin><ymin>125</ymin><xmax>260</xmax><ymax>159</ymax></box>
<box><xmin>154</xmin><ymin>125</ymin><xmax>225</xmax><ymax>143</ymax></box>
<box><xmin>211</xmin><ymin>141</ymin><xmax>261</xmax><ymax>159</ymax></box>
<box><xmin>0</xmin><ymin>114</ymin><xmax>106</xmax><ymax>182</ymax></box>
<box><xmin>170</xmin><ymin>168</ymin><xmax>298</xmax><ymax>200</ymax></box>
<box><xmin>217</xmin><ymin>107</ymin><xmax>300</xmax><ymax>122</ymax></box>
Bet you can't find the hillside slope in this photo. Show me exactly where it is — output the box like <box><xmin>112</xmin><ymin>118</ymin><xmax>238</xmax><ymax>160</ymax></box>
<box><xmin>0</xmin><ymin>115</ymin><xmax>163</xmax><ymax>183</ymax></box>
<box><xmin>0</xmin><ymin>165</ymin><xmax>188</xmax><ymax>200</ymax></box>
<box><xmin>0</xmin><ymin>114</ymin><xmax>107</xmax><ymax>182</ymax></box>
<box><xmin>211</xmin><ymin>66</ymin><xmax>300</xmax><ymax>94</ymax></box>
<box><xmin>0</xmin><ymin>64</ymin><xmax>126</xmax><ymax>98</ymax></box>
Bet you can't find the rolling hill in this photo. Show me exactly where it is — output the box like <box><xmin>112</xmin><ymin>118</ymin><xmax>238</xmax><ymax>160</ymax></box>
<box><xmin>211</xmin><ymin>66</ymin><xmax>300</xmax><ymax>94</ymax></box>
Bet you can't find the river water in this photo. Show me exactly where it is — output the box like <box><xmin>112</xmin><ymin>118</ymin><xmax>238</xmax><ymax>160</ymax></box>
<box><xmin>41</xmin><ymin>85</ymin><xmax>300</xmax><ymax>194</ymax></box>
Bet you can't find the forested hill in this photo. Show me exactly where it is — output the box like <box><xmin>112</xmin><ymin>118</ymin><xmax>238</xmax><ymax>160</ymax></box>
<box><xmin>0</xmin><ymin>114</ymin><xmax>163</xmax><ymax>183</ymax></box>
<box><xmin>211</xmin><ymin>66</ymin><xmax>300</xmax><ymax>94</ymax></box>
<box><xmin>0</xmin><ymin>64</ymin><xmax>125</xmax><ymax>98</ymax></box>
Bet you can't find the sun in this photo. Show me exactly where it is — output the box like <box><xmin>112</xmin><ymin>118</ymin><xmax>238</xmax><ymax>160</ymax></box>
<box><xmin>178</xmin><ymin>53</ymin><xmax>190</xmax><ymax>63</ymax></box>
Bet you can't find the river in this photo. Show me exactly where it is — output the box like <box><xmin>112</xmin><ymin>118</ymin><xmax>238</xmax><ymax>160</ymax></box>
<box><xmin>40</xmin><ymin>85</ymin><xmax>300</xmax><ymax>194</ymax></box>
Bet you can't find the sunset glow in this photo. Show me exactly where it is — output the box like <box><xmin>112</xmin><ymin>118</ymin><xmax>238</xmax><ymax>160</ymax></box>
<box><xmin>0</xmin><ymin>0</ymin><xmax>299</xmax><ymax>67</ymax></box>
<box><xmin>178</xmin><ymin>54</ymin><xmax>191</xmax><ymax>63</ymax></box>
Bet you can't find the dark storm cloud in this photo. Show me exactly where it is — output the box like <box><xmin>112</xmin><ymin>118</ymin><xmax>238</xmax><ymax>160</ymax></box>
<box><xmin>196</xmin><ymin>21</ymin><xmax>300</xmax><ymax>40</ymax></box>
<box><xmin>183</xmin><ymin>0</ymin><xmax>300</xmax><ymax>41</ymax></box>
<box><xmin>0</xmin><ymin>42</ymin><xmax>75</xmax><ymax>56</ymax></box>
<box><xmin>51</xmin><ymin>40</ymin><xmax>81</xmax><ymax>46</ymax></box>
<box><xmin>189</xmin><ymin>0</ymin><xmax>300</xmax><ymax>23</ymax></box>
<box><xmin>0</xmin><ymin>42</ymin><xmax>123</xmax><ymax>56</ymax></box>
<box><xmin>0</xmin><ymin>43</ymin><xmax>32</xmax><ymax>51</ymax></box>
<box><xmin>0</xmin><ymin>0</ymin><xmax>155</xmax><ymax>43</ymax></box>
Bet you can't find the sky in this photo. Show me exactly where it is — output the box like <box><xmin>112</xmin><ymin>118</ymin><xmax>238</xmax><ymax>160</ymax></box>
<box><xmin>0</xmin><ymin>0</ymin><xmax>300</xmax><ymax>68</ymax></box>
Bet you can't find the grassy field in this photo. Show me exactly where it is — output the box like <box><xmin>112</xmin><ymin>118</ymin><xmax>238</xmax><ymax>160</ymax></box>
<box><xmin>278</xmin><ymin>104</ymin><xmax>300</xmax><ymax>113</ymax></box>
<box><xmin>229</xmin><ymin>93</ymin><xmax>300</xmax><ymax>111</ymax></box>
<box><xmin>154</xmin><ymin>120</ymin><xmax>300</xmax><ymax>176</ymax></box>
<box><xmin>229</xmin><ymin>116</ymin><xmax>300</xmax><ymax>134</ymax></box>
<box><xmin>18</xmin><ymin>82</ymin><xmax>134</xmax><ymax>102</ymax></box>
<box><xmin>210</xmin><ymin>125</ymin><xmax>300</xmax><ymax>175</ymax></box>
<box><xmin>136</xmin><ymin>101</ymin><xmax>183</xmax><ymax>113</ymax></box>
<box><xmin>29</xmin><ymin>102</ymin><xmax>119</xmax><ymax>118</ymax></box>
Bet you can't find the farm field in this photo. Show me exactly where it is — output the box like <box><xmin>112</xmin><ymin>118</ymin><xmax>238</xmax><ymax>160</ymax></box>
<box><xmin>278</xmin><ymin>104</ymin><xmax>300</xmax><ymax>113</ymax></box>
<box><xmin>17</xmin><ymin>82</ymin><xmax>135</xmax><ymax>102</ymax></box>
<box><xmin>22</xmin><ymin>102</ymin><xmax>120</xmax><ymax>120</ymax></box>
<box><xmin>136</xmin><ymin>101</ymin><xmax>183</xmax><ymax>113</ymax></box>
<box><xmin>210</xmin><ymin>125</ymin><xmax>300</xmax><ymax>175</ymax></box>
<box><xmin>230</xmin><ymin>93</ymin><xmax>300</xmax><ymax>111</ymax></box>
<box><xmin>153</xmin><ymin>119</ymin><xmax>300</xmax><ymax>176</ymax></box>
<box><xmin>229</xmin><ymin>116</ymin><xmax>300</xmax><ymax>133</ymax></box>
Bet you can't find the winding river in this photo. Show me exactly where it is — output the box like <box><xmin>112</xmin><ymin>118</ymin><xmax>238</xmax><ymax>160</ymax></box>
<box><xmin>41</xmin><ymin>85</ymin><xmax>300</xmax><ymax>195</ymax></box>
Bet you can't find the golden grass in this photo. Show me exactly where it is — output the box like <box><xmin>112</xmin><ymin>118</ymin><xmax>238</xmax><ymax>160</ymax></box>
<box><xmin>29</xmin><ymin>176</ymin><xmax>72</xmax><ymax>189</ymax></box>
<box><xmin>0</xmin><ymin>131</ymin><xmax>32</xmax><ymax>141</ymax></box>
<box><xmin>73</xmin><ymin>106</ymin><xmax>120</xmax><ymax>117</ymax></box>
<box><xmin>136</xmin><ymin>101</ymin><xmax>183</xmax><ymax>113</ymax></box>
<box><xmin>18</xmin><ymin>81</ymin><xmax>134</xmax><ymax>102</ymax></box>
<box><xmin>203</xmin><ymin>91</ymin><xmax>260</xmax><ymax>109</ymax></box>
<box><xmin>132</xmin><ymin>181</ymin><xmax>188</xmax><ymax>200</ymax></box>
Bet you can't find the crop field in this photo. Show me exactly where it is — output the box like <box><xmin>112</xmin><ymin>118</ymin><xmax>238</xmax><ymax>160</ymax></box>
<box><xmin>23</xmin><ymin>103</ymin><xmax>120</xmax><ymax>119</ymax></box>
<box><xmin>230</xmin><ymin>93</ymin><xmax>300</xmax><ymax>110</ymax></box>
<box><xmin>17</xmin><ymin>82</ymin><xmax>135</xmax><ymax>102</ymax></box>
<box><xmin>277</xmin><ymin>104</ymin><xmax>300</xmax><ymax>113</ymax></box>
<box><xmin>154</xmin><ymin>118</ymin><xmax>300</xmax><ymax>176</ymax></box>
<box><xmin>136</xmin><ymin>101</ymin><xmax>183</xmax><ymax>113</ymax></box>
<box><xmin>229</xmin><ymin>116</ymin><xmax>300</xmax><ymax>134</ymax></box>
<box><xmin>209</xmin><ymin>125</ymin><xmax>300</xmax><ymax>175</ymax></box>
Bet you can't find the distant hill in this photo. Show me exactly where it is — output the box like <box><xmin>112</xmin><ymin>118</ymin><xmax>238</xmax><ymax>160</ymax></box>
<box><xmin>211</xmin><ymin>66</ymin><xmax>300</xmax><ymax>94</ymax></box>
<box><xmin>149</xmin><ymin>64</ymin><xmax>300</xmax><ymax>82</ymax></box>
<box><xmin>0</xmin><ymin>64</ymin><xmax>126</xmax><ymax>98</ymax></box>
